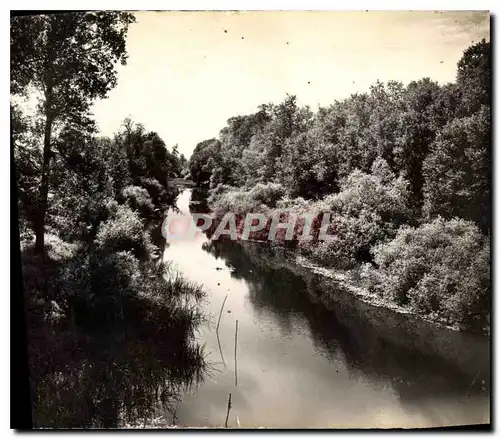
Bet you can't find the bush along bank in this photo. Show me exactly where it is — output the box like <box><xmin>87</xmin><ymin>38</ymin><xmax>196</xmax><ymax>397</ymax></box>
<box><xmin>17</xmin><ymin>119</ymin><xmax>205</xmax><ymax>428</ymax></box>
<box><xmin>12</xmin><ymin>13</ymin><xmax>203</xmax><ymax>427</ymax></box>
<box><xmin>202</xmin><ymin>179</ymin><xmax>489</xmax><ymax>333</ymax></box>
<box><xmin>189</xmin><ymin>41</ymin><xmax>491</xmax><ymax>334</ymax></box>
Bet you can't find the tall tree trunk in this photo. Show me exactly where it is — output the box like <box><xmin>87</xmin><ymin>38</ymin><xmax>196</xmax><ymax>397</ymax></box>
<box><xmin>34</xmin><ymin>114</ymin><xmax>53</xmax><ymax>255</ymax></box>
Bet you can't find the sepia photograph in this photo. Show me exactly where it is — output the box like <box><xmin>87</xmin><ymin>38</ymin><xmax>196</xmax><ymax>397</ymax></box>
<box><xmin>11</xmin><ymin>9</ymin><xmax>491</xmax><ymax>429</ymax></box>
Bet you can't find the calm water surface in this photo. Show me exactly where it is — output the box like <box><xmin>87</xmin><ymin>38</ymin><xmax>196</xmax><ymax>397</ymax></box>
<box><xmin>162</xmin><ymin>189</ymin><xmax>490</xmax><ymax>428</ymax></box>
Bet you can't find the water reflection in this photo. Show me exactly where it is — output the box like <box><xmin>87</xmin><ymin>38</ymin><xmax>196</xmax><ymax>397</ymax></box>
<box><xmin>32</xmin><ymin>331</ymin><xmax>200</xmax><ymax>428</ymax></box>
<box><xmin>202</xmin><ymin>239</ymin><xmax>489</xmax><ymax>402</ymax></box>
<box><xmin>188</xmin><ymin>187</ymin><xmax>210</xmax><ymax>214</ymax></box>
<box><xmin>160</xmin><ymin>189</ymin><xmax>490</xmax><ymax>428</ymax></box>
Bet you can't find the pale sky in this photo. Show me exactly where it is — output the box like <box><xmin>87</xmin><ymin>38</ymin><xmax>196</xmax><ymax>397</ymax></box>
<box><xmin>91</xmin><ymin>10</ymin><xmax>490</xmax><ymax>158</ymax></box>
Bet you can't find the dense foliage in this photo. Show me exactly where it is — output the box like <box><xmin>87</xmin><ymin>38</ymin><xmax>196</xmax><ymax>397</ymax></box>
<box><xmin>366</xmin><ymin>218</ymin><xmax>489</xmax><ymax>331</ymax></box>
<box><xmin>190</xmin><ymin>40</ymin><xmax>490</xmax><ymax>331</ymax></box>
<box><xmin>12</xmin><ymin>12</ymin><xmax>204</xmax><ymax>427</ymax></box>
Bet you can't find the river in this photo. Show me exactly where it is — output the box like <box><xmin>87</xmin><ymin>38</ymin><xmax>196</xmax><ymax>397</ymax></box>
<box><xmin>161</xmin><ymin>189</ymin><xmax>490</xmax><ymax>429</ymax></box>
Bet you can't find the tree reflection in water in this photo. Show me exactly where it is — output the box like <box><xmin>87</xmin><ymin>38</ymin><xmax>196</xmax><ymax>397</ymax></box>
<box><xmin>201</xmin><ymin>239</ymin><xmax>490</xmax><ymax>405</ymax></box>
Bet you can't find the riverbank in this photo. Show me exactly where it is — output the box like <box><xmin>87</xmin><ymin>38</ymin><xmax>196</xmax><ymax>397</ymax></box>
<box><xmin>165</xmin><ymin>202</ymin><xmax>489</xmax><ymax>429</ymax></box>
<box><xmin>22</xmin><ymin>214</ymin><xmax>206</xmax><ymax>428</ymax></box>
<box><xmin>294</xmin><ymin>255</ymin><xmax>462</xmax><ymax>332</ymax></box>
<box><xmin>201</xmin><ymin>235</ymin><xmax>462</xmax><ymax>335</ymax></box>
<box><xmin>201</xmin><ymin>236</ymin><xmax>489</xmax><ymax>377</ymax></box>
<box><xmin>22</xmin><ymin>183</ymin><xmax>206</xmax><ymax>427</ymax></box>
<box><xmin>201</xmin><ymin>183</ymin><xmax>490</xmax><ymax>335</ymax></box>
<box><xmin>169</xmin><ymin>177</ymin><xmax>197</xmax><ymax>188</ymax></box>
<box><xmin>186</xmin><ymin>46</ymin><xmax>491</xmax><ymax>339</ymax></box>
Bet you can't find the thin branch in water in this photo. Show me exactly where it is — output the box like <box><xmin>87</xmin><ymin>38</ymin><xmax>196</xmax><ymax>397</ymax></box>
<box><xmin>234</xmin><ymin>319</ymin><xmax>239</xmax><ymax>387</ymax></box>
<box><xmin>224</xmin><ymin>393</ymin><xmax>232</xmax><ymax>428</ymax></box>
<box><xmin>466</xmin><ymin>369</ymin><xmax>481</xmax><ymax>398</ymax></box>
<box><xmin>216</xmin><ymin>294</ymin><xmax>228</xmax><ymax>368</ymax></box>
<box><xmin>216</xmin><ymin>330</ymin><xmax>226</xmax><ymax>369</ymax></box>
<box><xmin>216</xmin><ymin>294</ymin><xmax>228</xmax><ymax>333</ymax></box>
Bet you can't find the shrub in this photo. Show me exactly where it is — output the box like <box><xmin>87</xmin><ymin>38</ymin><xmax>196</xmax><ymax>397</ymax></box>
<box><xmin>138</xmin><ymin>177</ymin><xmax>165</xmax><ymax>205</ymax></box>
<box><xmin>120</xmin><ymin>185</ymin><xmax>155</xmax><ymax>218</ymax></box>
<box><xmin>300</xmin><ymin>161</ymin><xmax>412</xmax><ymax>267</ymax></box>
<box><xmin>95</xmin><ymin>205</ymin><xmax>155</xmax><ymax>259</ymax></box>
<box><xmin>45</xmin><ymin>233</ymin><xmax>80</xmax><ymax>262</ymax></box>
<box><xmin>276</xmin><ymin>196</ymin><xmax>310</xmax><ymax>210</ymax></box>
<box><xmin>307</xmin><ymin>211</ymin><xmax>387</xmax><ymax>267</ymax></box>
<box><xmin>211</xmin><ymin>188</ymin><xmax>266</xmax><ymax>216</ymax></box>
<box><xmin>207</xmin><ymin>183</ymin><xmax>233</xmax><ymax>205</ymax></box>
<box><xmin>371</xmin><ymin>217</ymin><xmax>490</xmax><ymax>330</ymax></box>
<box><xmin>248</xmin><ymin>182</ymin><xmax>286</xmax><ymax>208</ymax></box>
<box><xmin>210</xmin><ymin>182</ymin><xmax>285</xmax><ymax>216</ymax></box>
<box><xmin>31</xmin><ymin>238</ymin><xmax>206</xmax><ymax>427</ymax></box>
<box><xmin>331</xmin><ymin>162</ymin><xmax>411</xmax><ymax>226</ymax></box>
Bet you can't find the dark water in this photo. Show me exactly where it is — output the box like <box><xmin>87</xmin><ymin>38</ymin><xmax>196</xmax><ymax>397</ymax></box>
<box><xmin>162</xmin><ymin>189</ymin><xmax>490</xmax><ymax>428</ymax></box>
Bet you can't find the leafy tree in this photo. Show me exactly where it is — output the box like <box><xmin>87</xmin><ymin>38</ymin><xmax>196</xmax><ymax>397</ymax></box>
<box><xmin>262</xmin><ymin>95</ymin><xmax>313</xmax><ymax>181</ymax></box>
<box><xmin>332</xmin><ymin>93</ymin><xmax>375</xmax><ymax>179</ymax></box>
<box><xmin>48</xmin><ymin>133</ymin><xmax>131</xmax><ymax>242</ymax></box>
<box><xmin>277</xmin><ymin>127</ymin><xmax>339</xmax><ymax>199</ymax></box>
<box><xmin>11</xmin><ymin>11</ymin><xmax>135</xmax><ymax>254</ymax></box>
<box><xmin>189</xmin><ymin>139</ymin><xmax>221</xmax><ymax>186</ymax></box>
<box><xmin>12</xmin><ymin>103</ymin><xmax>42</xmax><ymax>238</ymax></box>
<box><xmin>393</xmin><ymin>78</ymin><xmax>444</xmax><ymax>214</ymax></box>
<box><xmin>456</xmin><ymin>39</ymin><xmax>490</xmax><ymax>116</ymax></box>
<box><xmin>112</xmin><ymin>119</ymin><xmax>180</xmax><ymax>204</ymax></box>
<box><xmin>422</xmin><ymin>106</ymin><xmax>490</xmax><ymax>232</ymax></box>
<box><xmin>221</xmin><ymin>108</ymin><xmax>271</xmax><ymax>149</ymax></box>
<box><xmin>178</xmin><ymin>153</ymin><xmax>188</xmax><ymax>175</ymax></box>
<box><xmin>216</xmin><ymin>107</ymin><xmax>272</xmax><ymax>186</ymax></box>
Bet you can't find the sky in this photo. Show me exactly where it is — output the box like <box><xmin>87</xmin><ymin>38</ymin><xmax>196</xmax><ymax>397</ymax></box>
<box><xmin>91</xmin><ymin>10</ymin><xmax>490</xmax><ymax>158</ymax></box>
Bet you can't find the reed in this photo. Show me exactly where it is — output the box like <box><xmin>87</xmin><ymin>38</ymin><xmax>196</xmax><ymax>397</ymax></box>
<box><xmin>224</xmin><ymin>393</ymin><xmax>232</xmax><ymax>428</ymax></box>
<box><xmin>217</xmin><ymin>294</ymin><xmax>228</xmax><ymax>333</ymax></box>
<box><xmin>216</xmin><ymin>295</ymin><xmax>228</xmax><ymax>368</ymax></box>
<box><xmin>234</xmin><ymin>320</ymin><xmax>239</xmax><ymax>386</ymax></box>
